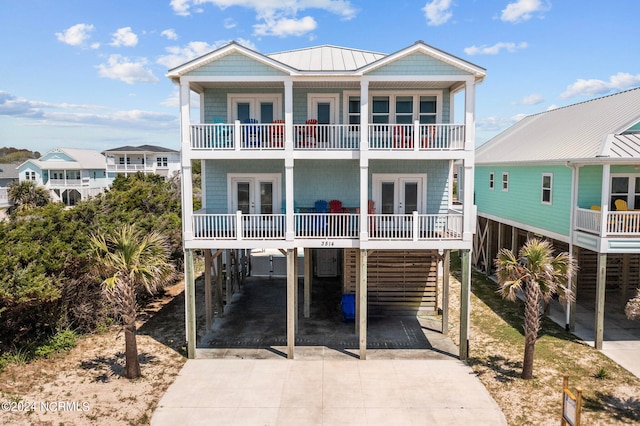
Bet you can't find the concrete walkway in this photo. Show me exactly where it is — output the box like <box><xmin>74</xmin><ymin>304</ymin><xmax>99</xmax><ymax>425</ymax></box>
<box><xmin>152</xmin><ymin>356</ymin><xmax>507</xmax><ymax>425</ymax></box>
<box><xmin>549</xmin><ymin>299</ymin><xmax>640</xmax><ymax>379</ymax></box>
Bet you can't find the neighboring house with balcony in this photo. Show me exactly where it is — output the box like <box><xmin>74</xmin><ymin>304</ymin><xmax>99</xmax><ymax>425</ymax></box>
<box><xmin>168</xmin><ymin>41</ymin><xmax>485</xmax><ymax>360</ymax></box>
<box><xmin>474</xmin><ymin>87</ymin><xmax>640</xmax><ymax>350</ymax></box>
<box><xmin>102</xmin><ymin>145</ymin><xmax>180</xmax><ymax>180</ymax></box>
<box><xmin>0</xmin><ymin>163</ymin><xmax>20</xmax><ymax>208</ymax></box>
<box><xmin>17</xmin><ymin>148</ymin><xmax>111</xmax><ymax>206</ymax></box>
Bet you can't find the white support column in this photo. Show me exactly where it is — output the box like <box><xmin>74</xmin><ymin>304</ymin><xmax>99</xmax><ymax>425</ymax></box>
<box><xmin>360</xmin><ymin>80</ymin><xmax>369</xmax><ymax>151</ymax></box>
<box><xmin>355</xmin><ymin>249</ymin><xmax>361</xmax><ymax>334</ymax></box>
<box><xmin>359</xmin><ymin>249</ymin><xmax>368</xmax><ymax>360</ymax></box>
<box><xmin>284</xmin><ymin>79</ymin><xmax>294</xmax><ymax>151</ymax></box>
<box><xmin>204</xmin><ymin>249</ymin><xmax>213</xmax><ymax>331</ymax></box>
<box><xmin>462</xmin><ymin>159</ymin><xmax>475</xmax><ymax>242</ymax></box>
<box><xmin>286</xmin><ymin>249</ymin><xmax>296</xmax><ymax>359</ymax></box>
<box><xmin>285</xmin><ymin>158</ymin><xmax>295</xmax><ymax>240</ymax></box>
<box><xmin>294</xmin><ymin>247</ymin><xmax>299</xmax><ymax>334</ymax></box>
<box><xmin>463</xmin><ymin>78</ymin><xmax>476</xmax><ymax>152</ymax></box>
<box><xmin>180</xmin><ymin>81</ymin><xmax>194</xmax><ymax>241</ymax></box>
<box><xmin>360</xmin><ymin>159</ymin><xmax>369</xmax><ymax>241</ymax></box>
<box><xmin>600</xmin><ymin>164</ymin><xmax>611</xmax><ymax>237</ymax></box>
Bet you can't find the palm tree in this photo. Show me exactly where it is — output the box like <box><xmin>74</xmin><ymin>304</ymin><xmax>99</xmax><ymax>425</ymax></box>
<box><xmin>495</xmin><ymin>238</ymin><xmax>576</xmax><ymax>380</ymax></box>
<box><xmin>90</xmin><ymin>225</ymin><xmax>174</xmax><ymax>379</ymax></box>
<box><xmin>7</xmin><ymin>180</ymin><xmax>50</xmax><ymax>213</ymax></box>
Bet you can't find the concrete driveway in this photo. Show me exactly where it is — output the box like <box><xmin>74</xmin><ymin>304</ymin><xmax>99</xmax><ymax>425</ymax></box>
<box><xmin>152</xmin><ymin>357</ymin><xmax>507</xmax><ymax>425</ymax></box>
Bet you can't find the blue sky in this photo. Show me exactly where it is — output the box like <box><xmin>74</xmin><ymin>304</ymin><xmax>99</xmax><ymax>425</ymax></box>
<box><xmin>1</xmin><ymin>0</ymin><xmax>639</xmax><ymax>154</ymax></box>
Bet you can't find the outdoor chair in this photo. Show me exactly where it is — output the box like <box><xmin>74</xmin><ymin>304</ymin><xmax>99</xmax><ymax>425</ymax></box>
<box><xmin>212</xmin><ymin>116</ymin><xmax>230</xmax><ymax>147</ymax></box>
<box><xmin>270</xmin><ymin>119</ymin><xmax>285</xmax><ymax>147</ymax></box>
<box><xmin>313</xmin><ymin>200</ymin><xmax>328</xmax><ymax>235</ymax></box>
<box><xmin>298</xmin><ymin>119</ymin><xmax>318</xmax><ymax>147</ymax></box>
<box><xmin>243</xmin><ymin>118</ymin><xmax>260</xmax><ymax>147</ymax></box>
<box><xmin>615</xmin><ymin>199</ymin><xmax>629</xmax><ymax>211</ymax></box>
<box><xmin>329</xmin><ymin>199</ymin><xmax>343</xmax><ymax>213</ymax></box>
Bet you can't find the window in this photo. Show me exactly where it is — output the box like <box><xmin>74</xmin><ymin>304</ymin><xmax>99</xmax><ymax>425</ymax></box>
<box><xmin>610</xmin><ymin>175</ymin><xmax>640</xmax><ymax>209</ymax></box>
<box><xmin>502</xmin><ymin>172</ymin><xmax>509</xmax><ymax>192</ymax></box>
<box><xmin>395</xmin><ymin>96</ymin><xmax>413</xmax><ymax>124</ymax></box>
<box><xmin>348</xmin><ymin>96</ymin><xmax>360</xmax><ymax>127</ymax></box>
<box><xmin>489</xmin><ymin>172</ymin><xmax>495</xmax><ymax>190</ymax></box>
<box><xmin>419</xmin><ymin>96</ymin><xmax>437</xmax><ymax>124</ymax></box>
<box><xmin>25</xmin><ymin>171</ymin><xmax>36</xmax><ymax>180</ymax></box>
<box><xmin>541</xmin><ymin>173</ymin><xmax>552</xmax><ymax>204</ymax></box>
<box><xmin>228</xmin><ymin>94</ymin><xmax>282</xmax><ymax>123</ymax></box>
<box><xmin>157</xmin><ymin>157</ymin><xmax>168</xmax><ymax>167</ymax></box>
<box><xmin>372</xmin><ymin>96</ymin><xmax>389</xmax><ymax>124</ymax></box>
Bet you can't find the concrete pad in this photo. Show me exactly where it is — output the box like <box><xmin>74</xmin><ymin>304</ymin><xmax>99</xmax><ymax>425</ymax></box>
<box><xmin>152</xmin><ymin>358</ymin><xmax>507</xmax><ymax>425</ymax></box>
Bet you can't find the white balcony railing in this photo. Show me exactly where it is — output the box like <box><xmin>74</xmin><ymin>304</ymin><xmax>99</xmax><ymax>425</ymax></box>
<box><xmin>192</xmin><ymin>211</ymin><xmax>463</xmax><ymax>241</ymax></box>
<box><xmin>189</xmin><ymin>122</ymin><xmax>464</xmax><ymax>151</ymax></box>
<box><xmin>575</xmin><ymin>207</ymin><xmax>640</xmax><ymax>236</ymax></box>
<box><xmin>106</xmin><ymin>164</ymin><xmax>154</xmax><ymax>171</ymax></box>
<box><xmin>47</xmin><ymin>178</ymin><xmax>84</xmax><ymax>187</ymax></box>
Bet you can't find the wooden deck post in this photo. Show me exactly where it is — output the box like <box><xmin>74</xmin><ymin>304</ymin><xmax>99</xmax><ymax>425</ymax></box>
<box><xmin>621</xmin><ymin>254</ymin><xmax>630</xmax><ymax>308</ymax></box>
<box><xmin>204</xmin><ymin>249</ymin><xmax>213</xmax><ymax>331</ymax></box>
<box><xmin>304</xmin><ymin>248</ymin><xmax>312</xmax><ymax>318</ymax></box>
<box><xmin>355</xmin><ymin>249</ymin><xmax>361</xmax><ymax>334</ymax></box>
<box><xmin>185</xmin><ymin>249</ymin><xmax>197</xmax><ymax>359</ymax></box>
<box><xmin>459</xmin><ymin>249</ymin><xmax>471</xmax><ymax>361</ymax></box>
<box><xmin>442</xmin><ymin>250</ymin><xmax>450</xmax><ymax>335</ymax></box>
<box><xmin>359</xmin><ymin>249</ymin><xmax>368</xmax><ymax>360</ymax></box>
<box><xmin>485</xmin><ymin>220</ymin><xmax>494</xmax><ymax>276</ymax></box>
<box><xmin>225</xmin><ymin>250</ymin><xmax>232</xmax><ymax>305</ymax></box>
<box><xmin>595</xmin><ymin>252</ymin><xmax>607</xmax><ymax>350</ymax></box>
<box><xmin>216</xmin><ymin>253</ymin><xmax>224</xmax><ymax>317</ymax></box>
<box><xmin>287</xmin><ymin>249</ymin><xmax>296</xmax><ymax>359</ymax></box>
<box><xmin>569</xmin><ymin>246</ymin><xmax>578</xmax><ymax>331</ymax></box>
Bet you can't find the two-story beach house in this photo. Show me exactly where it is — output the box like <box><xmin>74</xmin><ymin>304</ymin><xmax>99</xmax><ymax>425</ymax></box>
<box><xmin>169</xmin><ymin>41</ymin><xmax>486</xmax><ymax>360</ymax></box>
<box><xmin>474</xmin><ymin>88</ymin><xmax>640</xmax><ymax>350</ymax></box>
<box><xmin>102</xmin><ymin>145</ymin><xmax>180</xmax><ymax>180</ymax></box>
<box><xmin>18</xmin><ymin>148</ymin><xmax>111</xmax><ymax>206</ymax></box>
<box><xmin>0</xmin><ymin>163</ymin><xmax>20</xmax><ymax>208</ymax></box>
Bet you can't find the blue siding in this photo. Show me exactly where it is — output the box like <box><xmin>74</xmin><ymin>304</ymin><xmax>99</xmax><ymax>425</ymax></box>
<box><xmin>186</xmin><ymin>53</ymin><xmax>287</xmax><ymax>77</ymax></box>
<box><xmin>367</xmin><ymin>53</ymin><xmax>472</xmax><ymax>76</ymax></box>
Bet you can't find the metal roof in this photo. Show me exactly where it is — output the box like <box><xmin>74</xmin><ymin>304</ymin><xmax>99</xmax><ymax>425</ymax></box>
<box><xmin>267</xmin><ymin>45</ymin><xmax>385</xmax><ymax>71</ymax></box>
<box><xmin>22</xmin><ymin>148</ymin><xmax>106</xmax><ymax>170</ymax></box>
<box><xmin>103</xmin><ymin>145</ymin><xmax>178</xmax><ymax>154</ymax></box>
<box><xmin>0</xmin><ymin>163</ymin><xmax>19</xmax><ymax>179</ymax></box>
<box><xmin>476</xmin><ymin>88</ymin><xmax>640</xmax><ymax>164</ymax></box>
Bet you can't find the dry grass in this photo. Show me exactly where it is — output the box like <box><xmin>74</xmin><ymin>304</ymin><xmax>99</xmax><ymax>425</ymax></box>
<box><xmin>447</xmin><ymin>254</ymin><xmax>640</xmax><ymax>425</ymax></box>
<box><xmin>0</xmin><ymin>280</ymin><xmax>188</xmax><ymax>426</ymax></box>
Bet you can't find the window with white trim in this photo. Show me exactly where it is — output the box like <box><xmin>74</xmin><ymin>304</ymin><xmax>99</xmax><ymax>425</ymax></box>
<box><xmin>25</xmin><ymin>171</ymin><xmax>36</xmax><ymax>181</ymax></box>
<box><xmin>541</xmin><ymin>173</ymin><xmax>552</xmax><ymax>205</ymax></box>
<box><xmin>489</xmin><ymin>172</ymin><xmax>494</xmax><ymax>190</ymax></box>
<box><xmin>502</xmin><ymin>172</ymin><xmax>509</xmax><ymax>192</ymax></box>
<box><xmin>157</xmin><ymin>157</ymin><xmax>168</xmax><ymax>167</ymax></box>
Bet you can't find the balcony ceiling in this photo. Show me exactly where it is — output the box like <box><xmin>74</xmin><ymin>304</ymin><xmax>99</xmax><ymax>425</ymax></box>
<box><xmin>195</xmin><ymin>80</ymin><xmax>462</xmax><ymax>91</ymax></box>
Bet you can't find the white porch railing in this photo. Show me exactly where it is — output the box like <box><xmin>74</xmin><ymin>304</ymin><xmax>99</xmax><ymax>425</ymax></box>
<box><xmin>106</xmin><ymin>164</ymin><xmax>154</xmax><ymax>171</ymax></box>
<box><xmin>368</xmin><ymin>123</ymin><xmax>465</xmax><ymax>150</ymax></box>
<box><xmin>189</xmin><ymin>122</ymin><xmax>465</xmax><ymax>151</ymax></box>
<box><xmin>369</xmin><ymin>213</ymin><xmax>463</xmax><ymax>240</ymax></box>
<box><xmin>294</xmin><ymin>213</ymin><xmax>359</xmax><ymax>238</ymax></box>
<box><xmin>575</xmin><ymin>207</ymin><xmax>640</xmax><ymax>236</ymax></box>
<box><xmin>47</xmin><ymin>178</ymin><xmax>84</xmax><ymax>187</ymax></box>
<box><xmin>192</xmin><ymin>212</ymin><xmax>463</xmax><ymax>241</ymax></box>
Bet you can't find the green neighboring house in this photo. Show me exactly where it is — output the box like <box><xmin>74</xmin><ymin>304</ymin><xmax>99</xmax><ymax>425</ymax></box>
<box><xmin>474</xmin><ymin>87</ymin><xmax>640</xmax><ymax>349</ymax></box>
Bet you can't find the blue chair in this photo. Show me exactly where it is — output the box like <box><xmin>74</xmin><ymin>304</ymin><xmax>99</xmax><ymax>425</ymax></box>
<box><xmin>313</xmin><ymin>200</ymin><xmax>328</xmax><ymax>235</ymax></box>
<box><xmin>212</xmin><ymin>117</ymin><xmax>230</xmax><ymax>147</ymax></box>
<box><xmin>243</xmin><ymin>118</ymin><xmax>260</xmax><ymax>147</ymax></box>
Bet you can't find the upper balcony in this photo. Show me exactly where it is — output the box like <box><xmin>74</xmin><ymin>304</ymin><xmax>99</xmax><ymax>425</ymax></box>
<box><xmin>190</xmin><ymin>121</ymin><xmax>465</xmax><ymax>154</ymax></box>
<box><xmin>575</xmin><ymin>207</ymin><xmax>640</xmax><ymax>237</ymax></box>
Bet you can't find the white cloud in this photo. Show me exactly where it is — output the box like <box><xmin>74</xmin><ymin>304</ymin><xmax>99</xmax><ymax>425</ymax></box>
<box><xmin>110</xmin><ymin>27</ymin><xmax>139</xmax><ymax>47</ymax></box>
<box><xmin>546</xmin><ymin>104</ymin><xmax>559</xmax><ymax>111</ymax></box>
<box><xmin>224</xmin><ymin>18</ymin><xmax>237</xmax><ymax>29</ymax></box>
<box><xmin>55</xmin><ymin>23</ymin><xmax>99</xmax><ymax>49</ymax></box>
<box><xmin>422</xmin><ymin>0</ymin><xmax>453</xmax><ymax>26</ymax></box>
<box><xmin>157</xmin><ymin>39</ymin><xmax>257</xmax><ymax>69</ymax></box>
<box><xmin>477</xmin><ymin>114</ymin><xmax>526</xmax><ymax>132</ymax></box>
<box><xmin>171</xmin><ymin>0</ymin><xmax>357</xmax><ymax>37</ymax></box>
<box><xmin>560</xmin><ymin>72</ymin><xmax>640</xmax><ymax>99</ymax></box>
<box><xmin>513</xmin><ymin>94</ymin><xmax>544</xmax><ymax>105</ymax></box>
<box><xmin>464</xmin><ymin>42</ymin><xmax>528</xmax><ymax>55</ymax></box>
<box><xmin>161</xmin><ymin>29</ymin><xmax>179</xmax><ymax>40</ymax></box>
<box><xmin>254</xmin><ymin>15</ymin><xmax>317</xmax><ymax>37</ymax></box>
<box><xmin>501</xmin><ymin>0</ymin><xmax>548</xmax><ymax>23</ymax></box>
<box><xmin>97</xmin><ymin>55</ymin><xmax>159</xmax><ymax>84</ymax></box>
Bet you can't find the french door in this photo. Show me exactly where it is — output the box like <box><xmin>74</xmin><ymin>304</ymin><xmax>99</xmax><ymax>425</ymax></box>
<box><xmin>376</xmin><ymin>175</ymin><xmax>424</xmax><ymax>214</ymax></box>
<box><xmin>230</xmin><ymin>176</ymin><xmax>279</xmax><ymax>214</ymax></box>
<box><xmin>610</xmin><ymin>175</ymin><xmax>640</xmax><ymax>210</ymax></box>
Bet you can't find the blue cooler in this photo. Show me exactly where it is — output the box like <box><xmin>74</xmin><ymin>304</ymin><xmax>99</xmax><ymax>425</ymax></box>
<box><xmin>341</xmin><ymin>294</ymin><xmax>356</xmax><ymax>321</ymax></box>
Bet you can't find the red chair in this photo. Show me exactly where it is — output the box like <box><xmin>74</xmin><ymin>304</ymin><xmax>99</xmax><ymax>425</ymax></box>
<box><xmin>329</xmin><ymin>200</ymin><xmax>343</xmax><ymax>213</ymax></box>
<box><xmin>270</xmin><ymin>119</ymin><xmax>285</xmax><ymax>147</ymax></box>
<box><xmin>298</xmin><ymin>119</ymin><xmax>318</xmax><ymax>146</ymax></box>
<box><xmin>393</xmin><ymin>126</ymin><xmax>412</xmax><ymax>148</ymax></box>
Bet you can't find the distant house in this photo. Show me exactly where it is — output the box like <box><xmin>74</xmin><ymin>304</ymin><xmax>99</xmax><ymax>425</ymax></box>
<box><xmin>18</xmin><ymin>148</ymin><xmax>111</xmax><ymax>206</ymax></box>
<box><xmin>102</xmin><ymin>145</ymin><xmax>180</xmax><ymax>180</ymax></box>
<box><xmin>168</xmin><ymin>41</ymin><xmax>486</xmax><ymax>360</ymax></box>
<box><xmin>474</xmin><ymin>88</ymin><xmax>640</xmax><ymax>349</ymax></box>
<box><xmin>0</xmin><ymin>163</ymin><xmax>20</xmax><ymax>207</ymax></box>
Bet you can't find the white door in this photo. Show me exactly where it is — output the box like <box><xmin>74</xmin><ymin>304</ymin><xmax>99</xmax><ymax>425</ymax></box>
<box><xmin>309</xmin><ymin>94</ymin><xmax>338</xmax><ymax>145</ymax></box>
<box><xmin>229</xmin><ymin>174</ymin><xmax>280</xmax><ymax>214</ymax></box>
<box><xmin>378</xmin><ymin>177</ymin><xmax>423</xmax><ymax>214</ymax></box>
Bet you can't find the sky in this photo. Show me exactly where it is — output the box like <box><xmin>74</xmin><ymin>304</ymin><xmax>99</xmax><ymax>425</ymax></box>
<box><xmin>1</xmin><ymin>0</ymin><xmax>639</xmax><ymax>154</ymax></box>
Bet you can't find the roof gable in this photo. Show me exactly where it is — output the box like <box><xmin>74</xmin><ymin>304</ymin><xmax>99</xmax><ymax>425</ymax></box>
<box><xmin>476</xmin><ymin>88</ymin><xmax>640</xmax><ymax>164</ymax></box>
<box><xmin>366</xmin><ymin>51</ymin><xmax>472</xmax><ymax>77</ymax></box>
<box><xmin>267</xmin><ymin>45</ymin><xmax>385</xmax><ymax>72</ymax></box>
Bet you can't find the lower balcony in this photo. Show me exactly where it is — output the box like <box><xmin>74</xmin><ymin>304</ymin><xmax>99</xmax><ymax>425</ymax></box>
<box><xmin>191</xmin><ymin>211</ymin><xmax>463</xmax><ymax>243</ymax></box>
<box><xmin>575</xmin><ymin>208</ymin><xmax>640</xmax><ymax>236</ymax></box>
